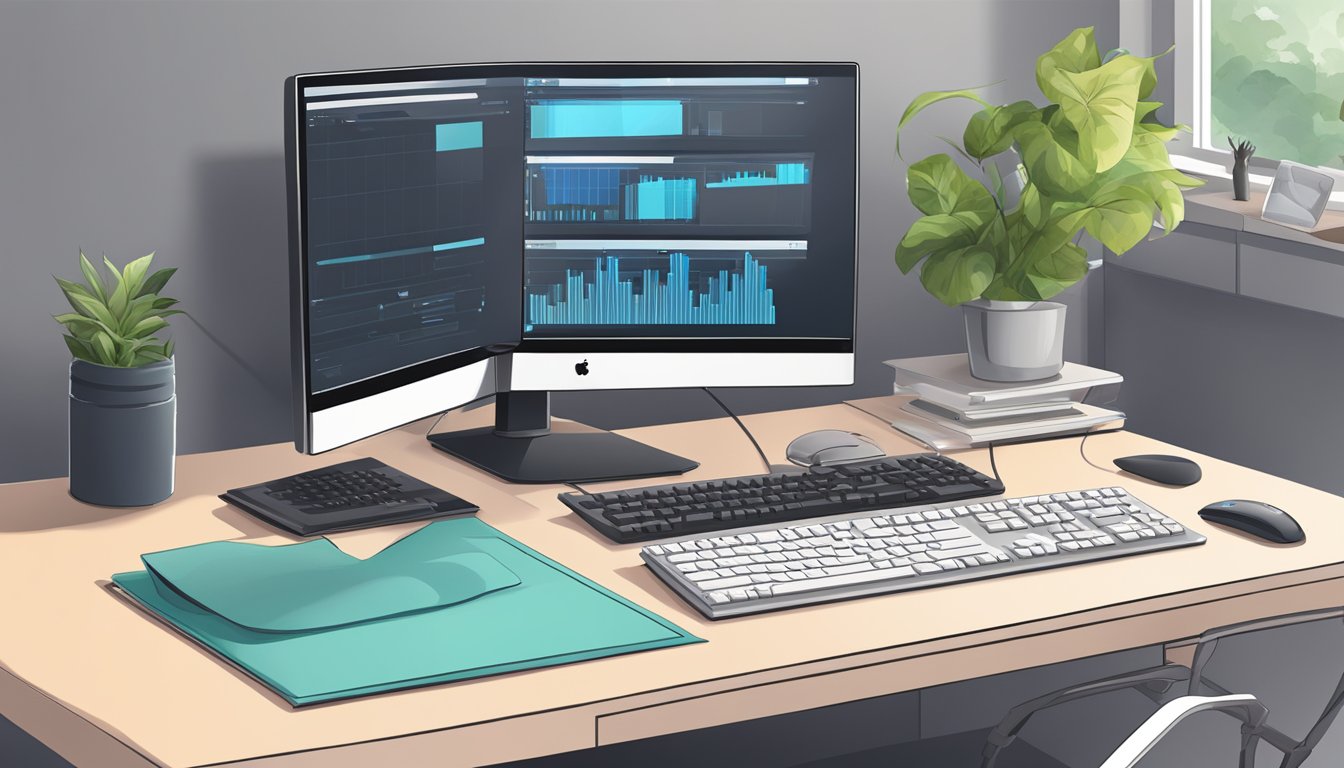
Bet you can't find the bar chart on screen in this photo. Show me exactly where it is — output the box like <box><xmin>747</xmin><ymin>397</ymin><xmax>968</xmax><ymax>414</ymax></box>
<box><xmin>526</xmin><ymin>248</ymin><xmax>781</xmax><ymax>326</ymax></box>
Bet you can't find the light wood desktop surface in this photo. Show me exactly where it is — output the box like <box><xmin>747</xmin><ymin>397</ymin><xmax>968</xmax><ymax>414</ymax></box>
<box><xmin>2</xmin><ymin>400</ymin><xmax>1343</xmax><ymax>768</ymax></box>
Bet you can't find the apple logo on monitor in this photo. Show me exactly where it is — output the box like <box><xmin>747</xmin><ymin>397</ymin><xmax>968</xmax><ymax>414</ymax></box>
<box><xmin>575</xmin><ymin>359</ymin><xmax>589</xmax><ymax>376</ymax></box>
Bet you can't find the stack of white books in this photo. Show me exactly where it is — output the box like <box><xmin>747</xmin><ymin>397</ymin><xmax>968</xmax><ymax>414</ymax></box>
<box><xmin>857</xmin><ymin>354</ymin><xmax>1125</xmax><ymax>450</ymax></box>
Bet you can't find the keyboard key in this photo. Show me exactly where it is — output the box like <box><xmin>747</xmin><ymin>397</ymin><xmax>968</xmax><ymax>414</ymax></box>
<box><xmin>771</xmin><ymin>566</ymin><xmax>917</xmax><ymax>595</ymax></box>
<box><xmin>699</xmin><ymin>575</ymin><xmax>753</xmax><ymax>591</ymax></box>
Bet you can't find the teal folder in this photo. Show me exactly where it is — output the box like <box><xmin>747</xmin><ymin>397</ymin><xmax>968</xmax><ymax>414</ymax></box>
<box><xmin>112</xmin><ymin>518</ymin><xmax>701</xmax><ymax>706</ymax></box>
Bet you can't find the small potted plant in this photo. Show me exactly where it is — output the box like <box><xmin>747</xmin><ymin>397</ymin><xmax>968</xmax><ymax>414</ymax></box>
<box><xmin>54</xmin><ymin>252</ymin><xmax>180</xmax><ymax>506</ymax></box>
<box><xmin>895</xmin><ymin>27</ymin><xmax>1202</xmax><ymax>381</ymax></box>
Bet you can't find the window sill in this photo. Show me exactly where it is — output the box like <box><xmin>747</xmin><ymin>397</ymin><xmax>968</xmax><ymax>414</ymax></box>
<box><xmin>1175</xmin><ymin>175</ymin><xmax>1344</xmax><ymax>255</ymax></box>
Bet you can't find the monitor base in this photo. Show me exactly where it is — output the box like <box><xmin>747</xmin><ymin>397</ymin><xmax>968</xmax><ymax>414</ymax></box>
<box><xmin>426</xmin><ymin>391</ymin><xmax>698</xmax><ymax>484</ymax></box>
<box><xmin>428</xmin><ymin>428</ymin><xmax>698</xmax><ymax>484</ymax></box>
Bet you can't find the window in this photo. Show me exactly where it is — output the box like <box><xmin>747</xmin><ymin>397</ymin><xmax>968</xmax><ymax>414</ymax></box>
<box><xmin>1208</xmin><ymin>0</ymin><xmax>1344</xmax><ymax>171</ymax></box>
<box><xmin>1168</xmin><ymin>0</ymin><xmax>1344</xmax><ymax>200</ymax></box>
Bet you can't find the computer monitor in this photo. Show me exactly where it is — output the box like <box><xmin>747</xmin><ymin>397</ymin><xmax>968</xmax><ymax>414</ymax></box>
<box><xmin>285</xmin><ymin>62</ymin><xmax>858</xmax><ymax>483</ymax></box>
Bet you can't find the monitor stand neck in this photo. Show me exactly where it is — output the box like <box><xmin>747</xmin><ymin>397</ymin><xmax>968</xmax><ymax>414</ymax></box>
<box><xmin>426</xmin><ymin>391</ymin><xmax>698</xmax><ymax>484</ymax></box>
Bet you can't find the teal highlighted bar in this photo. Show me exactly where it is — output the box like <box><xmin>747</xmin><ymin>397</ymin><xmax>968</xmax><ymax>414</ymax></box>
<box><xmin>317</xmin><ymin>237</ymin><xmax>483</xmax><ymax>266</ymax></box>
<box><xmin>433</xmin><ymin>237</ymin><xmax>485</xmax><ymax>251</ymax></box>
<box><xmin>530</xmin><ymin>100</ymin><xmax>682</xmax><ymax>139</ymax></box>
<box><xmin>436</xmin><ymin>121</ymin><xmax>483</xmax><ymax>151</ymax></box>
<box><xmin>316</xmin><ymin>245</ymin><xmax>427</xmax><ymax>267</ymax></box>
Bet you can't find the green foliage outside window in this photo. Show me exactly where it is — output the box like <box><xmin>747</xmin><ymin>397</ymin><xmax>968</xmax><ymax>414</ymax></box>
<box><xmin>1210</xmin><ymin>0</ymin><xmax>1344</xmax><ymax>169</ymax></box>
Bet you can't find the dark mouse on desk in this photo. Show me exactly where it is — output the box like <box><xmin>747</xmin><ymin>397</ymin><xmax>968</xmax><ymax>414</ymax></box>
<box><xmin>1199</xmin><ymin>500</ymin><xmax>1305</xmax><ymax>544</ymax></box>
<box><xmin>1114</xmin><ymin>454</ymin><xmax>1202</xmax><ymax>486</ymax></box>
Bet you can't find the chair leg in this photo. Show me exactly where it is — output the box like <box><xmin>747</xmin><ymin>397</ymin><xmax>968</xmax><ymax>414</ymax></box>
<box><xmin>1238</xmin><ymin>728</ymin><xmax>1260</xmax><ymax>768</ymax></box>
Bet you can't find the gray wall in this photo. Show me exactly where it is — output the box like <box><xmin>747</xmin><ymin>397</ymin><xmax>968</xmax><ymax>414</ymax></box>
<box><xmin>0</xmin><ymin>0</ymin><xmax>1111</xmax><ymax>484</ymax></box>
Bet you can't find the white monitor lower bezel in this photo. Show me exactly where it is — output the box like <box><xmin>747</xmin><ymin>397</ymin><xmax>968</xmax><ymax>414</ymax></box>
<box><xmin>307</xmin><ymin>359</ymin><xmax>495</xmax><ymax>454</ymax></box>
<box><xmin>506</xmin><ymin>351</ymin><xmax>854</xmax><ymax>391</ymax></box>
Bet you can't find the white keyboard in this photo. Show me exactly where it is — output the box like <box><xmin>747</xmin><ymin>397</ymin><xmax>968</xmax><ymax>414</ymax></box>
<box><xmin>641</xmin><ymin>487</ymin><xmax>1205</xmax><ymax>618</ymax></box>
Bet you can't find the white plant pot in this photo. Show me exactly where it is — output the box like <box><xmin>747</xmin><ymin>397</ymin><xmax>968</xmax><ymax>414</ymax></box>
<box><xmin>963</xmin><ymin>299</ymin><xmax>1066</xmax><ymax>382</ymax></box>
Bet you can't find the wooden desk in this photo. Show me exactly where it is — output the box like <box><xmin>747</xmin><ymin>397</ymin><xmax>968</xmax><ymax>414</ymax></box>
<box><xmin>2</xmin><ymin>400</ymin><xmax>1343</xmax><ymax>767</ymax></box>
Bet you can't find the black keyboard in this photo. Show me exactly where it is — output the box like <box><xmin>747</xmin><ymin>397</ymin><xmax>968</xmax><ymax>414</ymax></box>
<box><xmin>560</xmin><ymin>454</ymin><xmax>1005</xmax><ymax>543</ymax></box>
<box><xmin>221</xmin><ymin>458</ymin><xmax>479</xmax><ymax>536</ymax></box>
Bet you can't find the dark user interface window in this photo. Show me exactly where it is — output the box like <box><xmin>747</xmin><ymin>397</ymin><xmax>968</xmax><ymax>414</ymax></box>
<box><xmin>521</xmin><ymin>76</ymin><xmax>856</xmax><ymax>340</ymax></box>
<box><xmin>302</xmin><ymin>79</ymin><xmax>522</xmax><ymax>393</ymax></box>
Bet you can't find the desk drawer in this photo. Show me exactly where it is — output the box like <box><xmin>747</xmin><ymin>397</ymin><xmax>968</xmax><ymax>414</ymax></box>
<box><xmin>1104</xmin><ymin>222</ymin><xmax>1237</xmax><ymax>292</ymax></box>
<box><xmin>1240</xmin><ymin>235</ymin><xmax>1344</xmax><ymax>319</ymax></box>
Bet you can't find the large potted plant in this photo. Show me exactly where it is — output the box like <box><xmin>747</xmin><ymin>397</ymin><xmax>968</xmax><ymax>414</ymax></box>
<box><xmin>54</xmin><ymin>252</ymin><xmax>180</xmax><ymax>506</ymax></box>
<box><xmin>895</xmin><ymin>27</ymin><xmax>1203</xmax><ymax>381</ymax></box>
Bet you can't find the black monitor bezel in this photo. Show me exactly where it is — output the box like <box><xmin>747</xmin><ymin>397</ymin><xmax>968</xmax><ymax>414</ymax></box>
<box><xmin>288</xmin><ymin>61</ymin><xmax>858</xmax><ymax>417</ymax></box>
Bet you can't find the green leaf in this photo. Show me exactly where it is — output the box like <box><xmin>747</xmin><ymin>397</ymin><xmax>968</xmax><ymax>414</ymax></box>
<box><xmin>63</xmin><ymin>334</ymin><xmax>95</xmax><ymax>362</ymax></box>
<box><xmin>152</xmin><ymin>296</ymin><xmax>179</xmax><ymax>310</ymax></box>
<box><xmin>906</xmin><ymin>154</ymin><xmax>998</xmax><ymax>219</ymax></box>
<box><xmin>895</xmin><ymin>213</ymin><xmax>982</xmax><ymax>273</ymax></box>
<box><xmin>164</xmin><ymin>338</ymin><xmax>175</xmax><ymax>359</ymax></box>
<box><xmin>102</xmin><ymin>254</ymin><xmax>124</xmax><ymax>293</ymax></box>
<box><xmin>119</xmin><ymin>294</ymin><xmax>159</xmax><ymax>334</ymax></box>
<box><xmin>1082</xmin><ymin>190</ymin><xmax>1154</xmax><ymax>254</ymax></box>
<box><xmin>1036</xmin><ymin>27</ymin><xmax>1101</xmax><ymax>102</ymax></box>
<box><xmin>1023</xmin><ymin>241</ymin><xmax>1090</xmax><ymax>299</ymax></box>
<box><xmin>55</xmin><ymin>277</ymin><xmax>98</xmax><ymax>316</ymax></box>
<box><xmin>53</xmin><ymin>312</ymin><xmax>113</xmax><ymax>337</ymax></box>
<box><xmin>106</xmin><ymin>274</ymin><xmax>130</xmax><ymax>322</ymax></box>
<box><xmin>963</xmin><ymin>101</ymin><xmax>1039</xmax><ymax>160</ymax></box>
<box><xmin>78</xmin><ymin>251</ymin><xmax>106</xmax><ymax>304</ymax></box>
<box><xmin>920</xmin><ymin>244</ymin><xmax>997</xmax><ymax>306</ymax></box>
<box><xmin>1051</xmin><ymin>55</ymin><xmax>1146</xmax><ymax>171</ymax></box>
<box><xmin>127</xmin><ymin>316</ymin><xmax>168</xmax><ymax>339</ymax></box>
<box><xmin>133</xmin><ymin>351</ymin><xmax>167</xmax><ymax>366</ymax></box>
<box><xmin>120</xmin><ymin>253</ymin><xmax>155</xmax><ymax>299</ymax></box>
<box><xmin>1130</xmin><ymin>45</ymin><xmax>1174</xmax><ymax>100</ymax></box>
<box><xmin>138</xmin><ymin>267</ymin><xmax>177</xmax><ymax>298</ymax></box>
<box><xmin>1015</xmin><ymin>182</ymin><xmax>1047</xmax><ymax>228</ymax></box>
<box><xmin>1095</xmin><ymin>172</ymin><xmax>1186</xmax><ymax>235</ymax></box>
<box><xmin>1014</xmin><ymin>120</ymin><xmax>1096</xmax><ymax>195</ymax></box>
<box><xmin>976</xmin><ymin>210</ymin><xmax>1011</xmax><ymax>273</ymax></box>
<box><xmin>897</xmin><ymin>86</ymin><xmax>992</xmax><ymax>158</ymax></box>
<box><xmin>91</xmin><ymin>332</ymin><xmax>118</xmax><ymax>365</ymax></box>
<box><xmin>65</xmin><ymin>290</ymin><xmax>119</xmax><ymax>330</ymax></box>
<box><xmin>1134</xmin><ymin>100</ymin><xmax>1162</xmax><ymax>123</ymax></box>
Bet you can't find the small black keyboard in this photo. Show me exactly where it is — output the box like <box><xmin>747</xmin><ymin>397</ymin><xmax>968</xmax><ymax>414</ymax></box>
<box><xmin>560</xmin><ymin>453</ymin><xmax>1005</xmax><ymax>543</ymax></box>
<box><xmin>221</xmin><ymin>458</ymin><xmax>478</xmax><ymax>536</ymax></box>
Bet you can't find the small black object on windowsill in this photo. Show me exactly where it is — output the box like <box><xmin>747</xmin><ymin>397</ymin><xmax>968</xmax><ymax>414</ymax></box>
<box><xmin>1229</xmin><ymin>137</ymin><xmax>1256</xmax><ymax>201</ymax></box>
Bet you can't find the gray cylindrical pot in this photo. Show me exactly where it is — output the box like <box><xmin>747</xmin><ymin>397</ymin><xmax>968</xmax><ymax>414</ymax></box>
<box><xmin>963</xmin><ymin>300</ymin><xmax>1066</xmax><ymax>382</ymax></box>
<box><xmin>68</xmin><ymin>358</ymin><xmax>176</xmax><ymax>506</ymax></box>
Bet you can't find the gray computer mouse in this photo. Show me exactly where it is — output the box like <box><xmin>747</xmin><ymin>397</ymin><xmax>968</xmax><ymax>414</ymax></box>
<box><xmin>786</xmin><ymin>429</ymin><xmax>885</xmax><ymax>467</ymax></box>
<box><xmin>1198</xmin><ymin>499</ymin><xmax>1305</xmax><ymax>544</ymax></box>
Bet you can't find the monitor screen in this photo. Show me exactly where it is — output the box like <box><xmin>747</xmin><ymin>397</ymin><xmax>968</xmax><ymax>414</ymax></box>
<box><xmin>299</xmin><ymin>77</ymin><xmax>523</xmax><ymax>398</ymax></box>
<box><xmin>288</xmin><ymin>63</ymin><xmax>856</xmax><ymax>452</ymax></box>
<box><xmin>519</xmin><ymin>75</ymin><xmax>856</xmax><ymax>346</ymax></box>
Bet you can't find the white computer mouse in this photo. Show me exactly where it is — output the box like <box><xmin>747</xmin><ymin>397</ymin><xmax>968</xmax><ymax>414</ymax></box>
<box><xmin>785</xmin><ymin>429</ymin><xmax>885</xmax><ymax>467</ymax></box>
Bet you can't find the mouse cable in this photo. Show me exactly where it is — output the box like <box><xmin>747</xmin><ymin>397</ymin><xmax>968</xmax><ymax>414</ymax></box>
<box><xmin>702</xmin><ymin>388</ymin><xmax>773</xmax><ymax>473</ymax></box>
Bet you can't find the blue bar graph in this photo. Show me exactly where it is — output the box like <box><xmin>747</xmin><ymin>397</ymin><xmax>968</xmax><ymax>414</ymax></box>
<box><xmin>528</xmin><ymin>252</ymin><xmax>776</xmax><ymax>326</ymax></box>
<box><xmin>706</xmin><ymin>162</ymin><xmax>810</xmax><ymax>188</ymax></box>
<box><xmin>542</xmin><ymin>167</ymin><xmax>623</xmax><ymax>206</ymax></box>
<box><xmin>623</xmin><ymin>176</ymin><xmax>697</xmax><ymax>220</ymax></box>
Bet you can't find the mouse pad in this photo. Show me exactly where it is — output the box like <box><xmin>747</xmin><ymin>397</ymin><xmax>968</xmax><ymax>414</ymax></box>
<box><xmin>112</xmin><ymin>518</ymin><xmax>702</xmax><ymax>706</ymax></box>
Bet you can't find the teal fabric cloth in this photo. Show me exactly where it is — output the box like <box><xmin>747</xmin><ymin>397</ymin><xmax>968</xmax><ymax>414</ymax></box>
<box><xmin>112</xmin><ymin>518</ymin><xmax>701</xmax><ymax>706</ymax></box>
